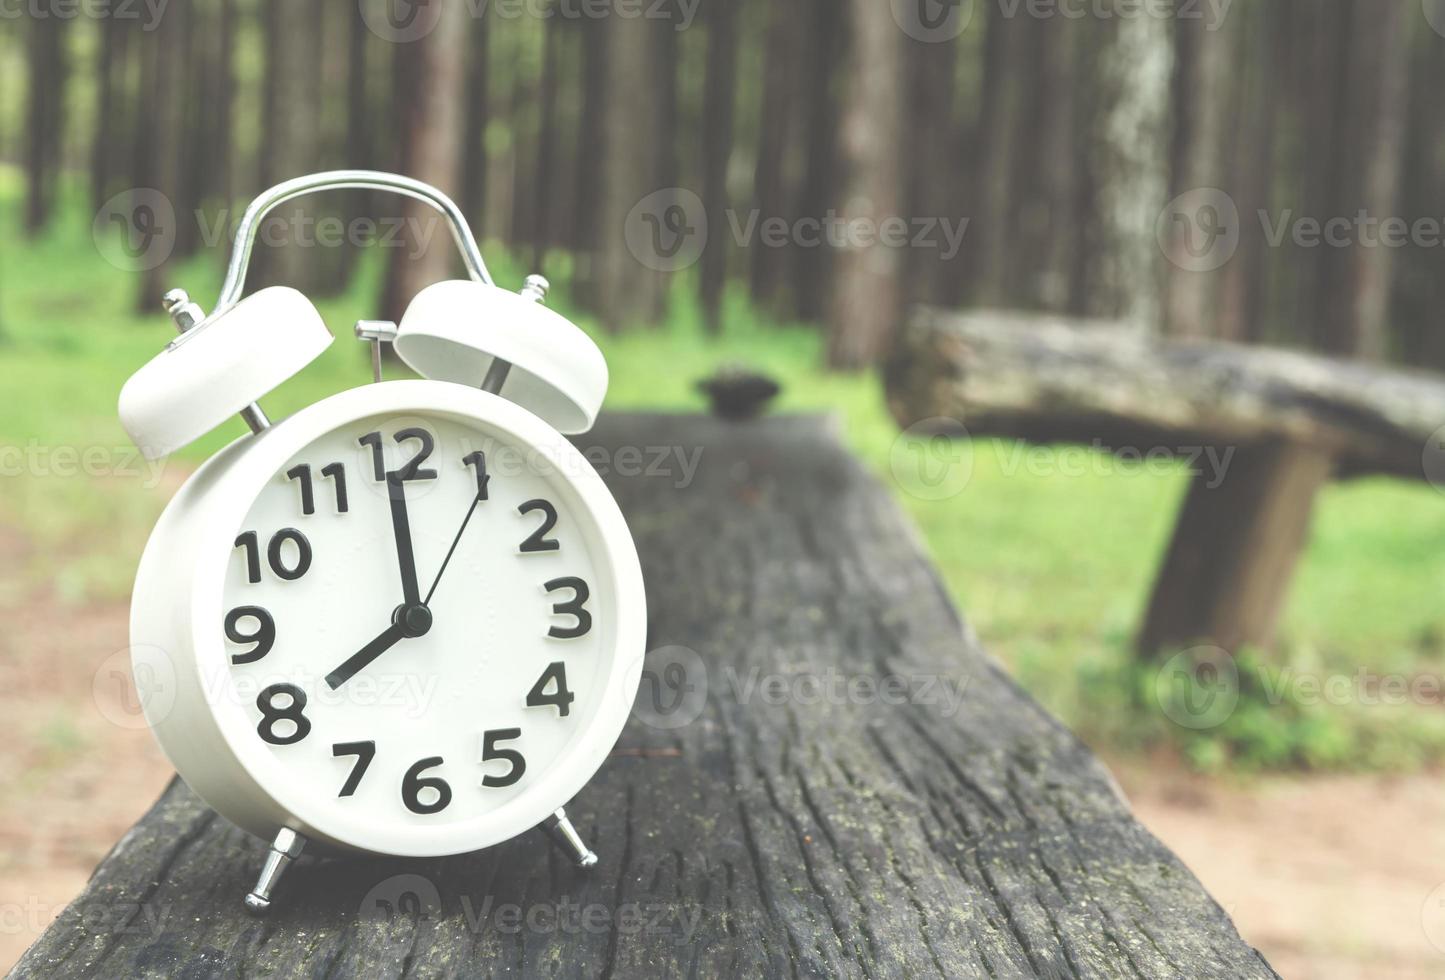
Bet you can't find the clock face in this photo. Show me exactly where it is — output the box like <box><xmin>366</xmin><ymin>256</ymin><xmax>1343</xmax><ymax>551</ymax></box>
<box><xmin>214</xmin><ymin>409</ymin><xmax>621</xmax><ymax>848</ymax></box>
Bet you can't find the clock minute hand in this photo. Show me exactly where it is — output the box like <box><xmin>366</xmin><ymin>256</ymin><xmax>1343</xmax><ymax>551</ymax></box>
<box><xmin>387</xmin><ymin>473</ymin><xmax>422</xmax><ymax>607</ymax></box>
<box><xmin>423</xmin><ymin>491</ymin><xmax>485</xmax><ymax>607</ymax></box>
<box><xmin>325</xmin><ymin>621</ymin><xmax>407</xmax><ymax>690</ymax></box>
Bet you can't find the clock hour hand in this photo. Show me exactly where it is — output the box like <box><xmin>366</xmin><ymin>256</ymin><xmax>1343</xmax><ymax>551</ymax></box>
<box><xmin>325</xmin><ymin>620</ymin><xmax>408</xmax><ymax>690</ymax></box>
<box><xmin>387</xmin><ymin>473</ymin><xmax>423</xmax><ymax>607</ymax></box>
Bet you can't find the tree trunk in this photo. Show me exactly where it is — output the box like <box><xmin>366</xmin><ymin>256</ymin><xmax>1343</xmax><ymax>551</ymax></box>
<box><xmin>1162</xmin><ymin>11</ymin><xmax>1236</xmax><ymax>338</ymax></box>
<box><xmin>825</xmin><ymin>0</ymin><xmax>903</xmax><ymax>368</ymax></box>
<box><xmin>794</xmin><ymin>0</ymin><xmax>841</xmax><ymax>323</ymax></box>
<box><xmin>698</xmin><ymin>0</ymin><xmax>740</xmax><ymax>332</ymax></box>
<box><xmin>24</xmin><ymin>12</ymin><xmax>67</xmax><ymax>235</ymax></box>
<box><xmin>379</xmin><ymin>0</ymin><xmax>468</xmax><ymax>322</ymax></box>
<box><xmin>251</xmin><ymin>0</ymin><xmax>327</xmax><ymax>296</ymax></box>
<box><xmin>588</xmin><ymin>15</ymin><xmax>665</xmax><ymax>331</ymax></box>
<box><xmin>506</xmin><ymin>35</ymin><xmax>535</xmax><ymax>255</ymax></box>
<box><xmin>173</xmin><ymin>0</ymin><xmax>207</xmax><ymax>259</ymax></box>
<box><xmin>1314</xmin><ymin>0</ymin><xmax>1411</xmax><ymax>359</ymax></box>
<box><xmin>257</xmin><ymin>0</ymin><xmax>279</xmax><ymax>189</ymax></box>
<box><xmin>572</xmin><ymin>19</ymin><xmax>606</xmax><ymax>277</ymax></box>
<box><xmin>337</xmin><ymin>0</ymin><xmax>374</xmax><ymax>289</ymax></box>
<box><xmin>973</xmin><ymin>6</ymin><xmax>1027</xmax><ymax>307</ymax></box>
<box><xmin>215</xmin><ymin>0</ymin><xmax>236</xmax><ymax>211</ymax></box>
<box><xmin>532</xmin><ymin>16</ymin><xmax>563</xmax><ymax>268</ymax></box>
<box><xmin>90</xmin><ymin>14</ymin><xmax>119</xmax><ymax>212</ymax></box>
<box><xmin>1084</xmin><ymin>13</ymin><xmax>1173</xmax><ymax>327</ymax></box>
<box><xmin>1396</xmin><ymin>3</ymin><xmax>1445</xmax><ymax>369</ymax></box>
<box><xmin>1216</xmin><ymin>0</ymin><xmax>1277</xmax><ymax>344</ymax></box>
<box><xmin>460</xmin><ymin>9</ymin><xmax>490</xmax><ymax>231</ymax></box>
<box><xmin>748</xmin><ymin>0</ymin><xmax>801</xmax><ymax>311</ymax></box>
<box><xmin>901</xmin><ymin>18</ymin><xmax>960</xmax><ymax>308</ymax></box>
<box><xmin>137</xmin><ymin>0</ymin><xmax>187</xmax><ymax>312</ymax></box>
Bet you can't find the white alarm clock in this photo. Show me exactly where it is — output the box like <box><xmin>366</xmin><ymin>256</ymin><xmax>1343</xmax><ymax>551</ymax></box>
<box><xmin>118</xmin><ymin>172</ymin><xmax>645</xmax><ymax>914</ymax></box>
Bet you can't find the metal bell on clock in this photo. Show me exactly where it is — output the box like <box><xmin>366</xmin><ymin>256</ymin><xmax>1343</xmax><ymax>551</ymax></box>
<box><xmin>393</xmin><ymin>276</ymin><xmax>608</xmax><ymax>435</ymax></box>
<box><xmin>118</xmin><ymin>286</ymin><xmax>334</xmax><ymax>459</ymax></box>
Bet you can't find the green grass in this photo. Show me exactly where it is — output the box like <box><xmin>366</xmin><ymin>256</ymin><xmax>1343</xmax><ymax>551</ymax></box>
<box><xmin>5</xmin><ymin>170</ymin><xmax>1445</xmax><ymax>770</ymax></box>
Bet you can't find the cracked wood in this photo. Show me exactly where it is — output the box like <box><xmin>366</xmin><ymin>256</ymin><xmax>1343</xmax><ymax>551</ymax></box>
<box><xmin>15</xmin><ymin>414</ymin><xmax>1276</xmax><ymax>979</ymax></box>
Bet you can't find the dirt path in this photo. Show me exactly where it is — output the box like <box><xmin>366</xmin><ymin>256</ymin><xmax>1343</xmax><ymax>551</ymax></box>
<box><xmin>1112</xmin><ymin>755</ymin><xmax>1445</xmax><ymax>979</ymax></box>
<box><xmin>0</xmin><ymin>596</ymin><xmax>172</xmax><ymax>972</ymax></box>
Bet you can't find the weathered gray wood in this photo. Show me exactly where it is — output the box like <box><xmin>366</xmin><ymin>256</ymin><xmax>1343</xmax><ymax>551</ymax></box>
<box><xmin>15</xmin><ymin>414</ymin><xmax>1276</xmax><ymax>979</ymax></box>
<box><xmin>1138</xmin><ymin>442</ymin><xmax>1335</xmax><ymax>657</ymax></box>
<box><xmin>884</xmin><ymin>307</ymin><xmax>1445</xmax><ymax>481</ymax></box>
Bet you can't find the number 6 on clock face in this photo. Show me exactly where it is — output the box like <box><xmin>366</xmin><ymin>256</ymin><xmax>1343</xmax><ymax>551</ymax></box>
<box><xmin>130</xmin><ymin>383</ymin><xmax>646</xmax><ymax>858</ymax></box>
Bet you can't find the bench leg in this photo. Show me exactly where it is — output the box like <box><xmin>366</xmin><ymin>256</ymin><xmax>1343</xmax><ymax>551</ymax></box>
<box><xmin>244</xmin><ymin>828</ymin><xmax>307</xmax><ymax>916</ymax></box>
<box><xmin>1136</xmin><ymin>442</ymin><xmax>1335</xmax><ymax>657</ymax></box>
<box><xmin>542</xmin><ymin>808</ymin><xmax>598</xmax><ymax>868</ymax></box>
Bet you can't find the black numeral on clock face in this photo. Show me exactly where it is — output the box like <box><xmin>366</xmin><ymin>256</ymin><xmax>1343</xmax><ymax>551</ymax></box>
<box><xmin>286</xmin><ymin>463</ymin><xmax>349</xmax><ymax>515</ymax></box>
<box><xmin>544</xmin><ymin>577</ymin><xmax>592</xmax><ymax>638</ymax></box>
<box><xmin>463</xmin><ymin>451</ymin><xmax>490</xmax><ymax>499</ymax></box>
<box><xmin>526</xmin><ymin>662</ymin><xmax>575</xmax><ymax>716</ymax></box>
<box><xmin>402</xmin><ymin>757</ymin><xmax>452</xmax><ymax>814</ymax></box>
<box><xmin>480</xmin><ymin>729</ymin><xmax>526</xmax><ymax>787</ymax></box>
<box><xmin>235</xmin><ymin>529</ymin><xmax>313</xmax><ymax>583</ymax></box>
<box><xmin>224</xmin><ymin>606</ymin><xmax>275</xmax><ymax>665</ymax></box>
<box><xmin>256</xmin><ymin>683</ymin><xmax>311</xmax><ymax>745</ymax></box>
<box><xmin>518</xmin><ymin>499</ymin><xmax>560</xmax><ymax>553</ymax></box>
<box><xmin>360</xmin><ymin>428</ymin><xmax>437</xmax><ymax>482</ymax></box>
<box><xmin>333</xmin><ymin>741</ymin><xmax>376</xmax><ymax>797</ymax></box>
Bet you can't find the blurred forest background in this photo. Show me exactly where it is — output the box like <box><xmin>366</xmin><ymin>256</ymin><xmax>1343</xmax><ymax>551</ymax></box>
<box><xmin>7</xmin><ymin>0</ymin><xmax>1445</xmax><ymax>364</ymax></box>
<box><xmin>6</xmin><ymin>1</ymin><xmax>1445</xmax><ymax>974</ymax></box>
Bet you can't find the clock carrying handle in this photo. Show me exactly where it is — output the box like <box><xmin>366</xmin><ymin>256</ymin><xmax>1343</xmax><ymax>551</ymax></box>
<box><xmin>212</xmin><ymin>170</ymin><xmax>494</xmax><ymax>318</ymax></box>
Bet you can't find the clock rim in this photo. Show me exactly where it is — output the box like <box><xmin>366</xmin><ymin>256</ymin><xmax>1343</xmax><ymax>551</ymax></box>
<box><xmin>133</xmin><ymin>380</ymin><xmax>646</xmax><ymax>856</ymax></box>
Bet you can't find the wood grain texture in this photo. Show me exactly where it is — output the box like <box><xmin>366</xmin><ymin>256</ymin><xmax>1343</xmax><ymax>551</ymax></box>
<box><xmin>15</xmin><ymin>414</ymin><xmax>1276</xmax><ymax>979</ymax></box>
<box><xmin>885</xmin><ymin>307</ymin><xmax>1445</xmax><ymax>480</ymax></box>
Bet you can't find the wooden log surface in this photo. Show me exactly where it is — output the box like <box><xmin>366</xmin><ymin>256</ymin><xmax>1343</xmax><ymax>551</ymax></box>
<box><xmin>884</xmin><ymin>307</ymin><xmax>1445</xmax><ymax>480</ymax></box>
<box><xmin>16</xmin><ymin>414</ymin><xmax>1276</xmax><ymax>979</ymax></box>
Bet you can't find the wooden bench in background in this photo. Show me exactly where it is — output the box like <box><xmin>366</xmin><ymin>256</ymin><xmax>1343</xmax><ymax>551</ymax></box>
<box><xmin>887</xmin><ymin>309</ymin><xmax>1445</xmax><ymax>657</ymax></box>
<box><xmin>16</xmin><ymin>414</ymin><xmax>1275</xmax><ymax>978</ymax></box>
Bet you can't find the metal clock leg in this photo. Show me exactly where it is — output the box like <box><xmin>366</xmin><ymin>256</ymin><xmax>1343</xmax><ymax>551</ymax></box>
<box><xmin>244</xmin><ymin>828</ymin><xmax>307</xmax><ymax>915</ymax></box>
<box><xmin>542</xmin><ymin>808</ymin><xmax>598</xmax><ymax>868</ymax></box>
